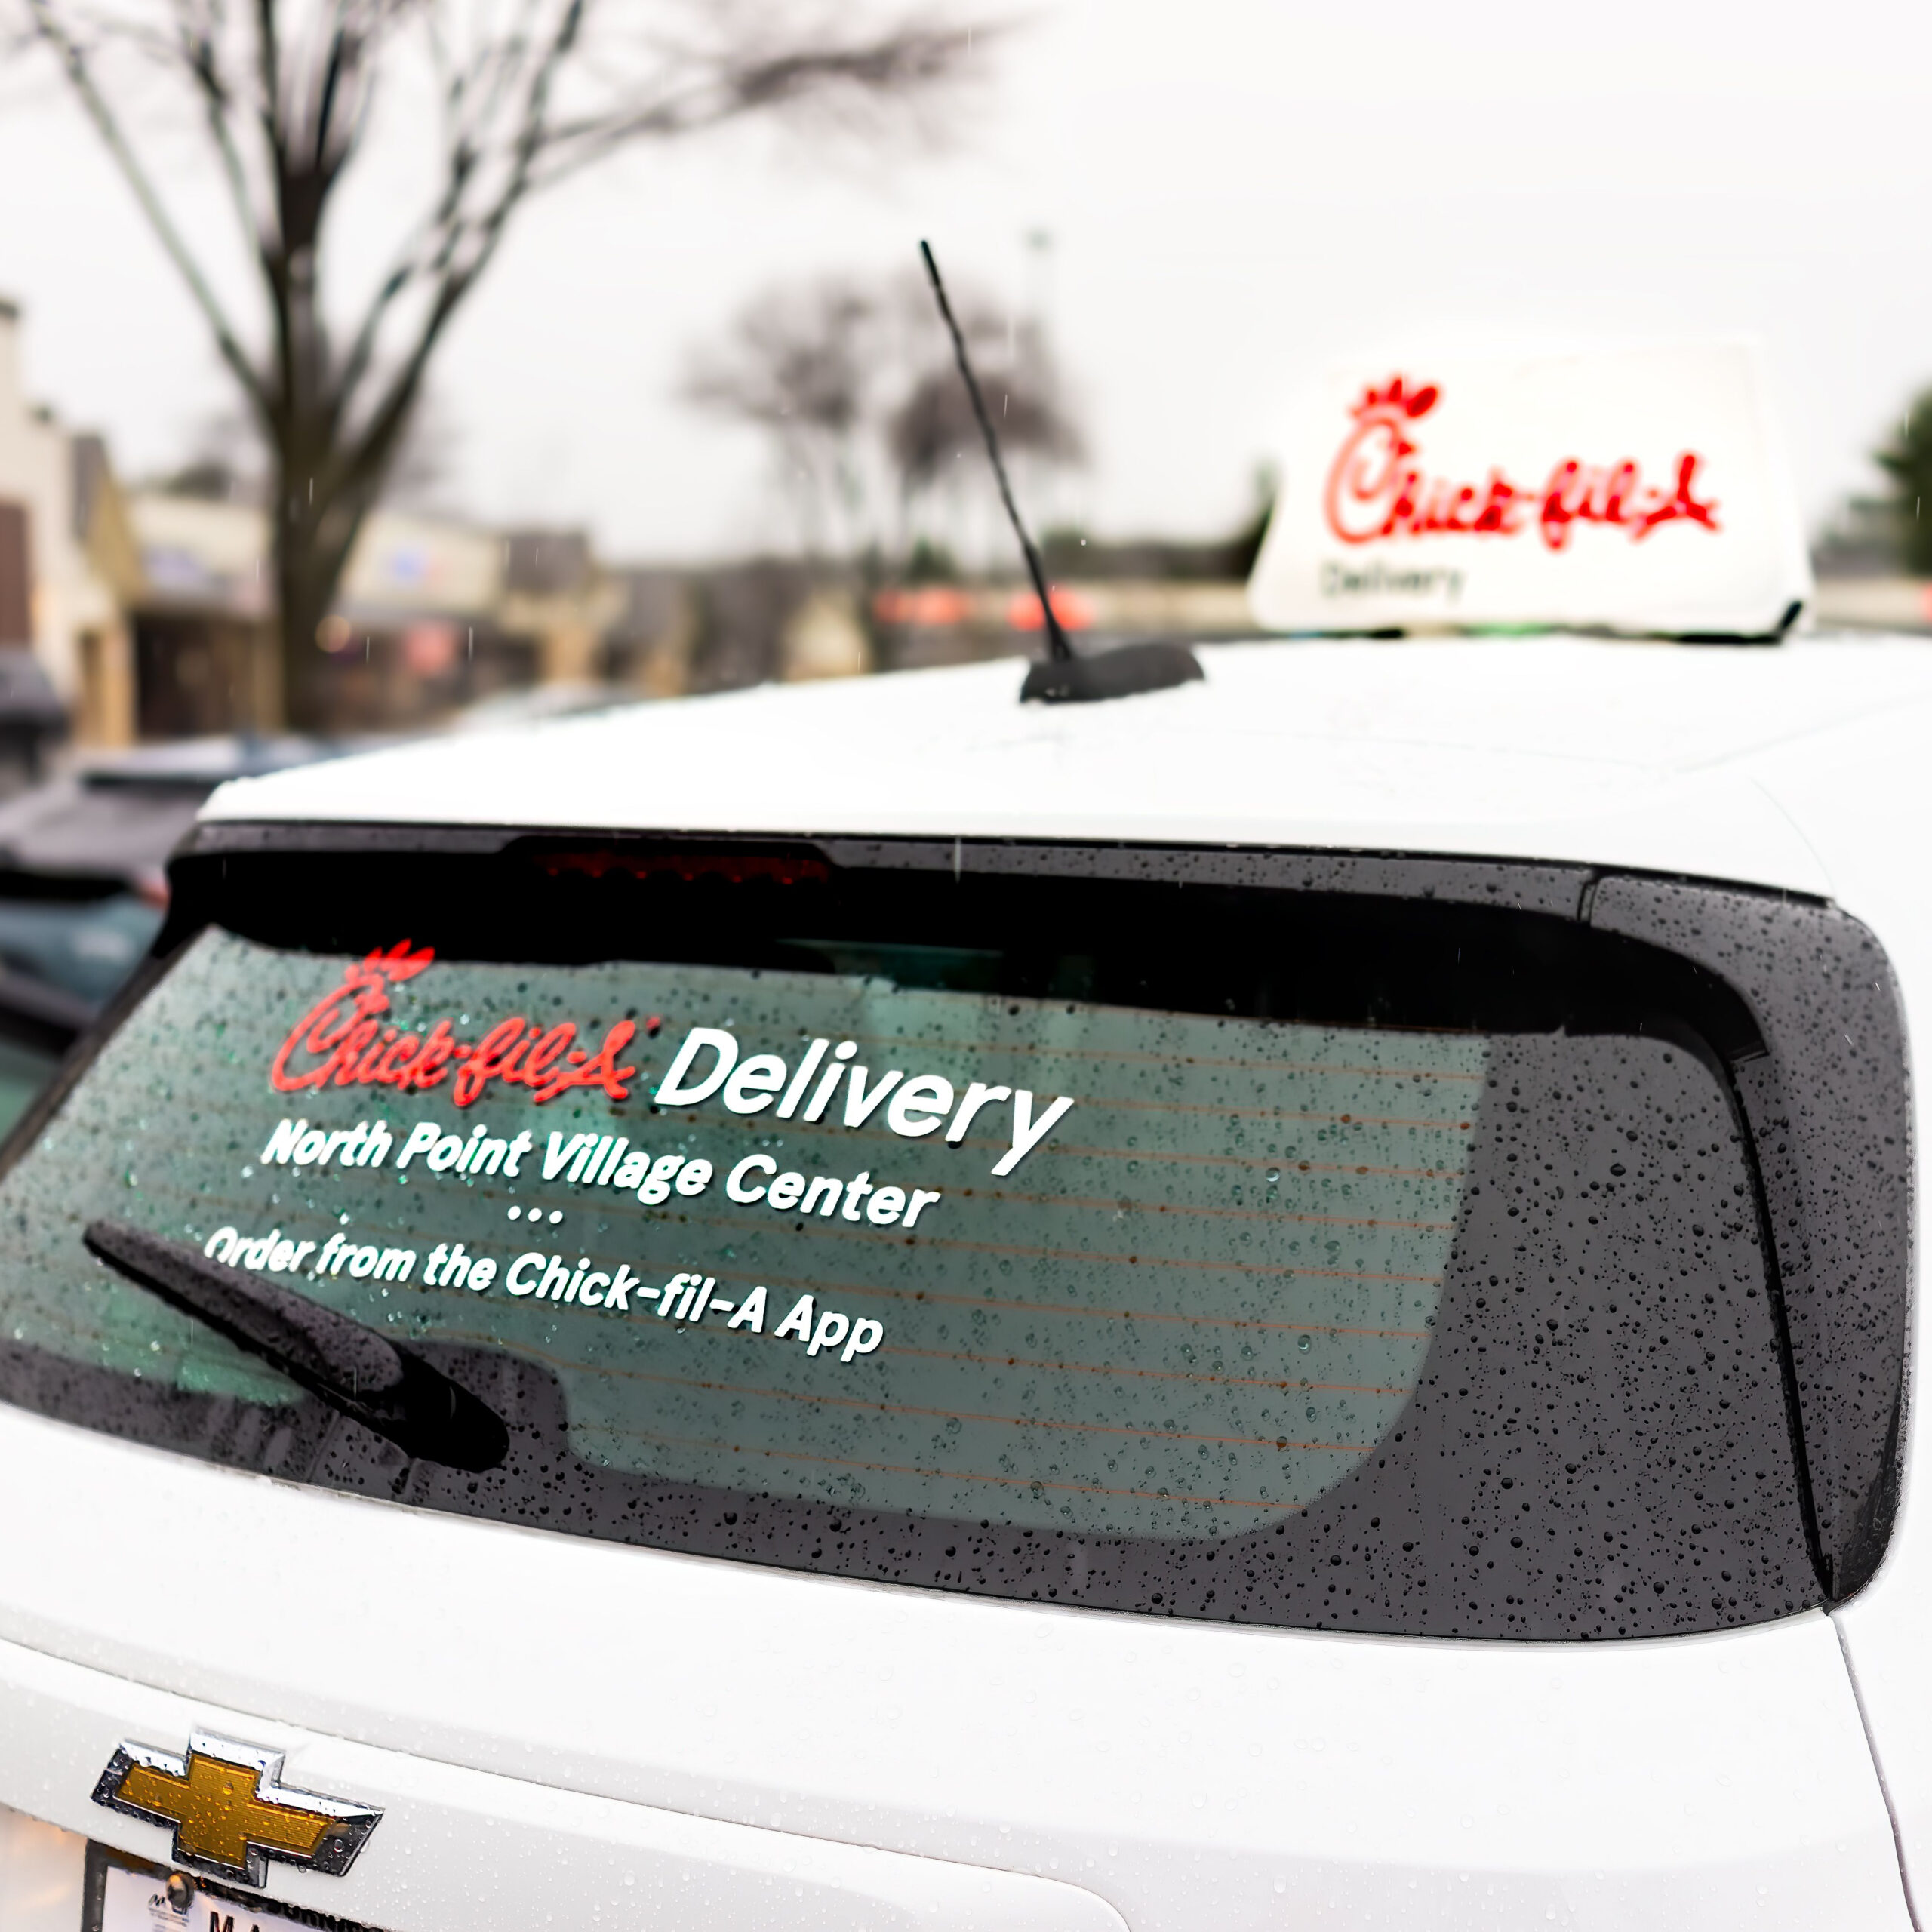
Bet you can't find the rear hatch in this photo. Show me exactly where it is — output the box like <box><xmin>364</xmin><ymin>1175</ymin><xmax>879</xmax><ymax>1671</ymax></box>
<box><xmin>0</xmin><ymin>827</ymin><xmax>1912</xmax><ymax>1931</ymax></box>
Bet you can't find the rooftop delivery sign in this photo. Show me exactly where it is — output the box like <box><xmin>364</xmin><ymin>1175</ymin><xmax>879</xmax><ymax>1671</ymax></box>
<box><xmin>1246</xmin><ymin>342</ymin><xmax>1812</xmax><ymax>638</ymax></box>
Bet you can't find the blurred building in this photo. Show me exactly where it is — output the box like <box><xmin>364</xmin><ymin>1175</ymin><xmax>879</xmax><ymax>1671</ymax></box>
<box><xmin>121</xmin><ymin>490</ymin><xmax>802</xmax><ymax>735</ymax></box>
<box><xmin>126</xmin><ymin>489</ymin><xmax>275</xmax><ymax>737</ymax></box>
<box><xmin>126</xmin><ymin>494</ymin><xmax>632</xmax><ymax>736</ymax></box>
<box><xmin>0</xmin><ymin>303</ymin><xmax>131</xmax><ymax>764</ymax></box>
<box><xmin>603</xmin><ymin>568</ymin><xmax>698</xmax><ymax>697</ymax></box>
<box><xmin>867</xmin><ymin>577</ymin><xmax>1251</xmax><ymax>670</ymax></box>
<box><xmin>1809</xmin><ymin>495</ymin><xmax>1932</xmax><ymax>633</ymax></box>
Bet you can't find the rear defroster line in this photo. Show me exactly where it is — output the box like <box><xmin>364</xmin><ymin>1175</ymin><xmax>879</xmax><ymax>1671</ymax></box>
<box><xmin>798</xmin><ymin>1026</ymin><xmax>1486</xmax><ymax>1083</ymax></box>
<box><xmin>630</xmin><ymin>1260</ymin><xmax>1435</xmax><ymax>1340</ymax></box>
<box><xmin>455</xmin><ymin>1338</ymin><xmax>1380</xmax><ymax>1457</ymax></box>
<box><xmin>880</xmin><ymin>1340</ymin><xmax>1411</xmax><ymax>1398</ymax></box>
<box><xmin>1013</xmin><ymin>1143</ymin><xmax>1467</xmax><ymax>1179</ymax></box>
<box><xmin>605</xmin><ymin>1413</ymin><xmax>1307</xmax><ymax>1514</ymax></box>
<box><xmin>638</xmin><ymin>1204</ymin><xmax>1447</xmax><ymax>1288</ymax></box>
<box><xmin>966</xmin><ymin>1180</ymin><xmax>1457</xmax><ymax>1230</ymax></box>
<box><xmin>641</xmin><ymin>1108</ymin><xmax>1469</xmax><ymax>1175</ymax></box>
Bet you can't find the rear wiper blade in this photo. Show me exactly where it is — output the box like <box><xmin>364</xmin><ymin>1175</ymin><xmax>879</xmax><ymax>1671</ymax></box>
<box><xmin>83</xmin><ymin>1220</ymin><xmax>508</xmax><ymax>1472</ymax></box>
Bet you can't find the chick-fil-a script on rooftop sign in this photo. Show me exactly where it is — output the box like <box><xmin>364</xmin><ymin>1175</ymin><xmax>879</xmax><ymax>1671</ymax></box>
<box><xmin>269</xmin><ymin>943</ymin><xmax>1075</xmax><ymax>1177</ymax></box>
<box><xmin>1322</xmin><ymin>374</ymin><xmax>1720</xmax><ymax>553</ymax></box>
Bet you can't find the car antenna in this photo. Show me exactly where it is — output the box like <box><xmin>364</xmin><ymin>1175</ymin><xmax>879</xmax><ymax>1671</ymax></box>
<box><xmin>918</xmin><ymin>240</ymin><xmax>1204</xmax><ymax>704</ymax></box>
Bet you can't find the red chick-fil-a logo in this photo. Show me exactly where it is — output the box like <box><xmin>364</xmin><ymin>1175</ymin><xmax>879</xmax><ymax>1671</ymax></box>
<box><xmin>269</xmin><ymin>941</ymin><xmax>639</xmax><ymax>1107</ymax></box>
<box><xmin>1322</xmin><ymin>374</ymin><xmax>1721</xmax><ymax>552</ymax></box>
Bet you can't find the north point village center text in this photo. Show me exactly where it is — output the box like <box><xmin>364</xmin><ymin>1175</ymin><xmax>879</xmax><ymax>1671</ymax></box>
<box><xmin>204</xmin><ymin>1023</ymin><xmax>1078</xmax><ymax>1369</ymax></box>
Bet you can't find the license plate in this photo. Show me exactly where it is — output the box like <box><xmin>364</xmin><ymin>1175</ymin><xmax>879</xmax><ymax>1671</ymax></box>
<box><xmin>83</xmin><ymin>1841</ymin><xmax>380</xmax><ymax>1932</ymax></box>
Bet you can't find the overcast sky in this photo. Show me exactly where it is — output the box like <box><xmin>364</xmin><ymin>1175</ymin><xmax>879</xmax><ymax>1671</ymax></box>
<box><xmin>2</xmin><ymin>0</ymin><xmax>1928</xmax><ymax>562</ymax></box>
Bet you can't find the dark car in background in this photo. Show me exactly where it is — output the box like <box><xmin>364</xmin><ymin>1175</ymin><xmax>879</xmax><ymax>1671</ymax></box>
<box><xmin>0</xmin><ymin>736</ymin><xmax>337</xmax><ymax>1132</ymax></box>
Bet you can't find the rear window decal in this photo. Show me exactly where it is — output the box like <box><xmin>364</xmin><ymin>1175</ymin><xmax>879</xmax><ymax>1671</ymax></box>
<box><xmin>267</xmin><ymin>947</ymin><xmax>1076</xmax><ymax>1175</ymax></box>
<box><xmin>270</xmin><ymin>940</ymin><xmax>640</xmax><ymax>1107</ymax></box>
<box><xmin>196</xmin><ymin>1220</ymin><xmax>888</xmax><ymax>1358</ymax></box>
<box><xmin>256</xmin><ymin>1116</ymin><xmax>944</xmax><ymax>1226</ymax></box>
<box><xmin>24</xmin><ymin>929</ymin><xmax>1473</xmax><ymax>1539</ymax></box>
<box><xmin>654</xmin><ymin>1023</ymin><xmax>1075</xmax><ymax>1174</ymax></box>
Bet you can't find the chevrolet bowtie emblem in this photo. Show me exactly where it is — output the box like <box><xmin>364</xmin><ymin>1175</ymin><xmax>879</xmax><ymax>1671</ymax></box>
<box><xmin>92</xmin><ymin>1733</ymin><xmax>380</xmax><ymax>1887</ymax></box>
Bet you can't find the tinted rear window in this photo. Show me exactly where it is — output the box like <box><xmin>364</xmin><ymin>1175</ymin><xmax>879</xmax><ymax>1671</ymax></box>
<box><xmin>0</xmin><ymin>837</ymin><xmax>1850</xmax><ymax>1636</ymax></box>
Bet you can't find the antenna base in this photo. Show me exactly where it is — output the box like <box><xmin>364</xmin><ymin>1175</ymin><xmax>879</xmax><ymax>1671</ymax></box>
<box><xmin>1020</xmin><ymin>639</ymin><xmax>1207</xmax><ymax>705</ymax></box>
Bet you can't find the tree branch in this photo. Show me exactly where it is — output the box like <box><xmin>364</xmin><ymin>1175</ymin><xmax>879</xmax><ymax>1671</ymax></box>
<box><xmin>320</xmin><ymin>0</ymin><xmax>586</xmax><ymax>534</ymax></box>
<box><xmin>529</xmin><ymin>19</ymin><xmax>989</xmax><ymax>186</ymax></box>
<box><xmin>325</xmin><ymin>186</ymin><xmax>468</xmax><ymax>438</ymax></box>
<box><xmin>252</xmin><ymin>0</ymin><xmax>282</xmax><ymax>170</ymax></box>
<box><xmin>171</xmin><ymin>0</ymin><xmax>271</xmax><ymax>272</ymax></box>
<box><xmin>328</xmin><ymin>4</ymin><xmax>506</xmax><ymax>425</ymax></box>
<box><xmin>23</xmin><ymin>0</ymin><xmax>268</xmax><ymax>414</ymax></box>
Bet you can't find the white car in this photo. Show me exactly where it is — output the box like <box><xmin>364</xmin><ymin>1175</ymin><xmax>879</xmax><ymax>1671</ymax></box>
<box><xmin>0</xmin><ymin>635</ymin><xmax>1927</xmax><ymax>1932</ymax></box>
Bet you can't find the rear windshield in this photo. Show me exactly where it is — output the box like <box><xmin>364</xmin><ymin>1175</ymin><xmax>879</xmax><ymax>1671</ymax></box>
<box><xmin>0</xmin><ymin>840</ymin><xmax>1822</xmax><ymax>1637</ymax></box>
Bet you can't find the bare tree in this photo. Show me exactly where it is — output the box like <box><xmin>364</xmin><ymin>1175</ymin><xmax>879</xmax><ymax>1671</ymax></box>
<box><xmin>685</xmin><ymin>266</ymin><xmax>1079</xmax><ymax>564</ymax></box>
<box><xmin>884</xmin><ymin>288</ymin><xmax>1080</xmax><ymax>561</ymax></box>
<box><xmin>885</xmin><ymin>328</ymin><xmax>1080</xmax><ymax>492</ymax></box>
<box><xmin>19</xmin><ymin>0</ymin><xmax>989</xmax><ymax>724</ymax></box>
<box><xmin>683</xmin><ymin>277</ymin><xmax>881</xmax><ymax>555</ymax></box>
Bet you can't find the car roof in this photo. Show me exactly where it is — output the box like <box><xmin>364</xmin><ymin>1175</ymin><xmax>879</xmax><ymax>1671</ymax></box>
<box><xmin>199</xmin><ymin>635</ymin><xmax>1932</xmax><ymax>897</ymax></box>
